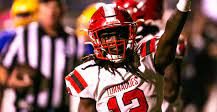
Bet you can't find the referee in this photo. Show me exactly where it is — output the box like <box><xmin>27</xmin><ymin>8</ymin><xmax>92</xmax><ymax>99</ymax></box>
<box><xmin>0</xmin><ymin>0</ymin><xmax>84</xmax><ymax>111</ymax></box>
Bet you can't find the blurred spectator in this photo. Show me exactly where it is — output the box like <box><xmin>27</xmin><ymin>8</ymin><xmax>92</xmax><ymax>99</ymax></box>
<box><xmin>181</xmin><ymin>0</ymin><xmax>217</xmax><ymax>112</ymax></box>
<box><xmin>0</xmin><ymin>0</ymin><xmax>84</xmax><ymax>111</ymax></box>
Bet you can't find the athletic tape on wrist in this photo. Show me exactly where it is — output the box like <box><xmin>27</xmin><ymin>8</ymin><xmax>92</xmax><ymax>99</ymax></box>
<box><xmin>176</xmin><ymin>0</ymin><xmax>191</xmax><ymax>12</ymax></box>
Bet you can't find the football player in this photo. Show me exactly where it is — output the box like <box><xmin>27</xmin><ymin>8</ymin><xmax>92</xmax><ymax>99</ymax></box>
<box><xmin>65</xmin><ymin>0</ymin><xmax>191</xmax><ymax>111</ymax></box>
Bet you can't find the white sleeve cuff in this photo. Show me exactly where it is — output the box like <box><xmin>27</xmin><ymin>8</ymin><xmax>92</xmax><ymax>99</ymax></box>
<box><xmin>176</xmin><ymin>0</ymin><xmax>191</xmax><ymax>12</ymax></box>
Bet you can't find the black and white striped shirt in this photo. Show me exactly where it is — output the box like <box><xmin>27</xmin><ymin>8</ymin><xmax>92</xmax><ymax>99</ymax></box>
<box><xmin>1</xmin><ymin>22</ymin><xmax>84</xmax><ymax>110</ymax></box>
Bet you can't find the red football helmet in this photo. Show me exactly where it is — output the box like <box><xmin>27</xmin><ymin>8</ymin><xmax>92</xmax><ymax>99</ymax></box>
<box><xmin>88</xmin><ymin>4</ymin><xmax>136</xmax><ymax>62</ymax></box>
<box><xmin>114</xmin><ymin>0</ymin><xmax>164</xmax><ymax>21</ymax></box>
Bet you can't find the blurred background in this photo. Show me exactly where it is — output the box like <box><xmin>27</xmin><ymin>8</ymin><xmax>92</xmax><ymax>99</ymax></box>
<box><xmin>0</xmin><ymin>0</ymin><xmax>112</xmax><ymax>30</ymax></box>
<box><xmin>0</xmin><ymin>0</ymin><xmax>217</xmax><ymax>112</ymax></box>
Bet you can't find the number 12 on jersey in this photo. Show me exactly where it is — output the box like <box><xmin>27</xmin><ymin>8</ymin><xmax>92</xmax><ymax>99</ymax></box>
<box><xmin>107</xmin><ymin>88</ymin><xmax>148</xmax><ymax>112</ymax></box>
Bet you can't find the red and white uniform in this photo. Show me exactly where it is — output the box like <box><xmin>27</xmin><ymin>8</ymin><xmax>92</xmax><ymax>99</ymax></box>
<box><xmin>137</xmin><ymin>30</ymin><xmax>186</xmax><ymax>112</ymax></box>
<box><xmin>137</xmin><ymin>30</ymin><xmax>186</xmax><ymax>58</ymax></box>
<box><xmin>65</xmin><ymin>45</ymin><xmax>164</xmax><ymax>112</ymax></box>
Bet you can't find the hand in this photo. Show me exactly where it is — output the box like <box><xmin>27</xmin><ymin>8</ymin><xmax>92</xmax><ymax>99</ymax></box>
<box><xmin>7</xmin><ymin>68</ymin><xmax>32</xmax><ymax>88</ymax></box>
<box><xmin>7</xmin><ymin>64</ymin><xmax>37</xmax><ymax>89</ymax></box>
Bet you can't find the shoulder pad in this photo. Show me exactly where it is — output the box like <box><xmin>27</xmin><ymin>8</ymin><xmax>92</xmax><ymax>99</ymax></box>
<box><xmin>65</xmin><ymin>60</ymin><xmax>98</xmax><ymax>98</ymax></box>
<box><xmin>65</xmin><ymin>70</ymin><xmax>88</xmax><ymax>94</ymax></box>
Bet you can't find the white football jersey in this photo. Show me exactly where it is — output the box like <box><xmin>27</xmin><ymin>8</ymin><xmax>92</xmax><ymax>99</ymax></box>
<box><xmin>65</xmin><ymin>51</ymin><xmax>164</xmax><ymax>112</ymax></box>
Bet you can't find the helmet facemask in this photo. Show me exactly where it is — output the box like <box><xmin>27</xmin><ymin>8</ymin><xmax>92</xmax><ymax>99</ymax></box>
<box><xmin>90</xmin><ymin>24</ymin><xmax>136</xmax><ymax>63</ymax></box>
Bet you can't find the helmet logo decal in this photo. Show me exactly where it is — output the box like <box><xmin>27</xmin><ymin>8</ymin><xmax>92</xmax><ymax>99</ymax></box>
<box><xmin>103</xmin><ymin>4</ymin><xmax>121</xmax><ymax>25</ymax></box>
<box><xmin>103</xmin><ymin>4</ymin><xmax>116</xmax><ymax>17</ymax></box>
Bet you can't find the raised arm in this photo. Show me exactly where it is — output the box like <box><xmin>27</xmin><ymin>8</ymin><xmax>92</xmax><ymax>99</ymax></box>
<box><xmin>154</xmin><ymin>0</ymin><xmax>191</xmax><ymax>74</ymax></box>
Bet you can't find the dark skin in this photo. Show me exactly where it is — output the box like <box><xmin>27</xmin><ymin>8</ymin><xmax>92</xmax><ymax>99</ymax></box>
<box><xmin>78</xmin><ymin>10</ymin><xmax>189</xmax><ymax>112</ymax></box>
<box><xmin>155</xmin><ymin>10</ymin><xmax>188</xmax><ymax>74</ymax></box>
<box><xmin>155</xmin><ymin>10</ymin><xmax>188</xmax><ymax>104</ymax></box>
<box><xmin>79</xmin><ymin>98</ymin><xmax>97</xmax><ymax>112</ymax></box>
<box><xmin>164</xmin><ymin>58</ymin><xmax>182</xmax><ymax>102</ymax></box>
<box><xmin>99</xmin><ymin>26</ymin><xmax>128</xmax><ymax>55</ymax></box>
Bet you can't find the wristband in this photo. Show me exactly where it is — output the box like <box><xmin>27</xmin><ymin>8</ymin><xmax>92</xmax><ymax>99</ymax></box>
<box><xmin>176</xmin><ymin>0</ymin><xmax>191</xmax><ymax>12</ymax></box>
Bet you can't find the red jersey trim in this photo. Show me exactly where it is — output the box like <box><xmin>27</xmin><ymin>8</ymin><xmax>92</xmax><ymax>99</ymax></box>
<box><xmin>140</xmin><ymin>38</ymin><xmax>156</xmax><ymax>57</ymax></box>
<box><xmin>65</xmin><ymin>70</ymin><xmax>88</xmax><ymax>93</ymax></box>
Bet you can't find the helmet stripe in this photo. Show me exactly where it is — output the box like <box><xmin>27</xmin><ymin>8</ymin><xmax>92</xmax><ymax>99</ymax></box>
<box><xmin>102</xmin><ymin>4</ymin><xmax>117</xmax><ymax>23</ymax></box>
